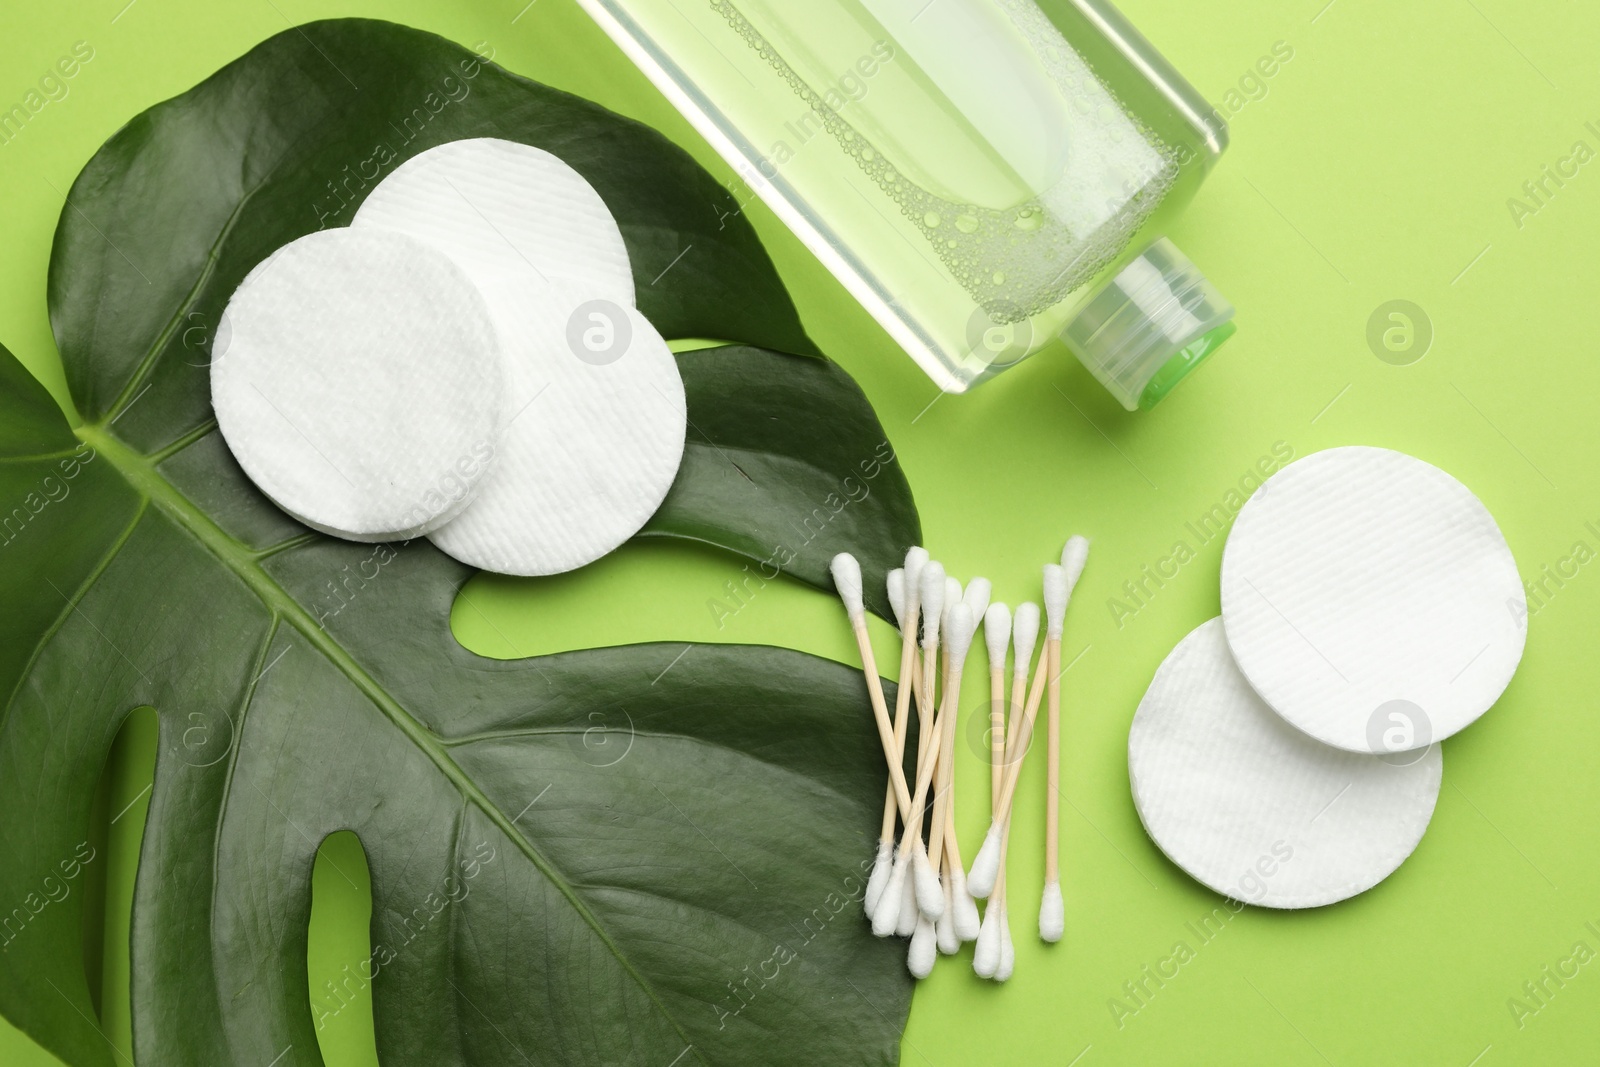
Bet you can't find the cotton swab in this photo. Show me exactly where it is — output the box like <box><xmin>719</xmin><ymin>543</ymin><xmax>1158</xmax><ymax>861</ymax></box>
<box><xmin>863</xmin><ymin>567</ymin><xmax>907</xmax><ymax>919</ymax></box>
<box><xmin>868</xmin><ymin>549</ymin><xmax>928</xmax><ymax>923</ymax></box>
<box><xmin>939</xmin><ymin>575</ymin><xmax>961</xmax><ymax>699</ymax></box>
<box><xmin>1041</xmin><ymin>537</ymin><xmax>1089</xmax><ymax>943</ymax></box>
<box><xmin>963</xmin><ymin>577</ymin><xmax>992</xmax><ymax>624</ymax></box>
<box><xmin>973</xmin><ymin>893</ymin><xmax>1003</xmax><ymax>978</ymax></box>
<box><xmin>986</xmin><ymin>822</ymin><xmax>1017</xmax><ymax>982</ymax></box>
<box><xmin>936</xmin><ymin>877</ymin><xmax>960</xmax><ymax>955</ymax></box>
<box><xmin>967</xmin><ymin>646</ymin><xmax>1048</xmax><ymax>898</ymax></box>
<box><xmin>938</xmin><ymin>804</ymin><xmax>981</xmax><ymax>940</ymax></box>
<box><xmin>996</xmin><ymin>911</ymin><xmax>1016</xmax><ymax>981</ymax></box>
<box><xmin>894</xmin><ymin>855</ymin><xmax>918</xmax><ymax>937</ymax></box>
<box><xmin>948</xmin><ymin>853</ymin><xmax>982</xmax><ymax>941</ymax></box>
<box><xmin>984</xmin><ymin>602</ymin><xmax>1012</xmax><ymax>811</ymax></box>
<box><xmin>831</xmin><ymin>555</ymin><xmax>915</xmax><ymax>821</ymax></box>
<box><xmin>872</xmin><ymin>561</ymin><xmax>943</xmax><ymax>935</ymax></box>
<box><xmin>908</xmin><ymin>916</ymin><xmax>938</xmax><ymax>978</ymax></box>
<box><xmin>875</xmin><ymin>568</ymin><xmax>952</xmax><ymax>935</ymax></box>
<box><xmin>924</xmin><ymin>603</ymin><xmax>976</xmax><ymax>916</ymax></box>
<box><xmin>976</xmin><ymin>607</ymin><xmax>1040</xmax><ymax>980</ymax></box>
<box><xmin>832</xmin><ymin>554</ymin><xmax>921</xmax><ymax>936</ymax></box>
<box><xmin>908</xmin><ymin>566</ymin><xmax>951</xmax><ymax>919</ymax></box>
<box><xmin>916</xmin><ymin>562</ymin><xmax>947</xmax><ymax>789</ymax></box>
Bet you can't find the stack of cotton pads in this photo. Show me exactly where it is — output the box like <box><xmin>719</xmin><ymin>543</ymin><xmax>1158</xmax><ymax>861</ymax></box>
<box><xmin>1129</xmin><ymin>447</ymin><xmax>1526</xmax><ymax>907</ymax></box>
<box><xmin>211</xmin><ymin>137</ymin><xmax>687</xmax><ymax>575</ymax></box>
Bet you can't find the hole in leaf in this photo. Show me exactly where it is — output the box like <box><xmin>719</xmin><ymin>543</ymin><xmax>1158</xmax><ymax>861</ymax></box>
<box><xmin>97</xmin><ymin>705</ymin><xmax>158</xmax><ymax>1059</ymax></box>
<box><xmin>308</xmin><ymin>830</ymin><xmax>378</xmax><ymax>1067</ymax></box>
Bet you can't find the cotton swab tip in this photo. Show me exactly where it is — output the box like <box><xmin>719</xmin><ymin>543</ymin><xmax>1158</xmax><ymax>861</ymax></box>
<box><xmin>972</xmin><ymin>907</ymin><xmax>1001</xmax><ymax>978</ymax></box>
<box><xmin>895</xmin><ymin>863</ymin><xmax>919</xmax><ymax>937</ymax></box>
<box><xmin>919</xmin><ymin>562</ymin><xmax>946</xmax><ymax>648</ymax></box>
<box><xmin>1060</xmin><ymin>535</ymin><xmax>1090</xmax><ymax>592</ymax></box>
<box><xmin>1039</xmin><ymin>880</ymin><xmax>1065</xmax><ymax>943</ymax></box>
<box><xmin>984</xmin><ymin>602</ymin><xmax>1012</xmax><ymax>665</ymax></box>
<box><xmin>936</xmin><ymin>886</ymin><xmax>960</xmax><ymax>955</ymax></box>
<box><xmin>966</xmin><ymin>825</ymin><xmax>1002</xmax><ymax>899</ymax></box>
<box><xmin>864</xmin><ymin>840</ymin><xmax>892</xmax><ymax>917</ymax></box>
<box><xmin>996</xmin><ymin>913</ymin><xmax>1016</xmax><ymax>981</ymax></box>
<box><xmin>886</xmin><ymin>569</ymin><xmax>906</xmax><ymax>630</ymax></box>
<box><xmin>963</xmin><ymin>577</ymin><xmax>991</xmax><ymax>621</ymax></box>
<box><xmin>1012</xmin><ymin>602</ymin><xmax>1040</xmax><ymax>668</ymax></box>
<box><xmin>942</xmin><ymin>576</ymin><xmax>962</xmax><ymax>630</ymax></box>
<box><xmin>870</xmin><ymin>853</ymin><xmax>907</xmax><ymax>937</ymax></box>
<box><xmin>943</xmin><ymin>602</ymin><xmax>977</xmax><ymax>664</ymax></box>
<box><xmin>908</xmin><ymin>918</ymin><xmax>938</xmax><ymax>978</ymax></box>
<box><xmin>949</xmin><ymin>866</ymin><xmax>982</xmax><ymax>941</ymax></box>
<box><xmin>830</xmin><ymin>552</ymin><xmax>865</xmax><ymax>618</ymax></box>
<box><xmin>903</xmin><ymin>546</ymin><xmax>929</xmax><ymax>590</ymax></box>
<box><xmin>1043</xmin><ymin>563</ymin><xmax>1068</xmax><ymax>638</ymax></box>
<box><xmin>912</xmin><ymin>844</ymin><xmax>945</xmax><ymax>920</ymax></box>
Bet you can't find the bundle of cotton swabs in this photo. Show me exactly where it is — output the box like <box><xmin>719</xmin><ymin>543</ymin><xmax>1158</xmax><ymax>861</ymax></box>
<box><xmin>830</xmin><ymin>538</ymin><xmax>1089</xmax><ymax>982</ymax></box>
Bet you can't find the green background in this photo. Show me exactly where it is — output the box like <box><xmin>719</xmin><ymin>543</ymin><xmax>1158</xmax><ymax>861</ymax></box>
<box><xmin>3</xmin><ymin>0</ymin><xmax>1597</xmax><ymax>1063</ymax></box>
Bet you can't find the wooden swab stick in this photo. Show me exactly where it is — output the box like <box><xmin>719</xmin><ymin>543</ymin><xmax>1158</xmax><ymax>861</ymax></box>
<box><xmin>924</xmin><ymin>603</ymin><xmax>976</xmax><ymax>917</ymax></box>
<box><xmin>1006</xmin><ymin>603</ymin><xmax>1040</xmax><ymax>775</ymax></box>
<box><xmin>928</xmin><ymin>579</ymin><xmax>987</xmax><ymax>934</ymax></box>
<box><xmin>983</xmin><ymin>602</ymin><xmax>1012</xmax><ymax>813</ymax></box>
<box><xmin>1041</xmin><ymin>538</ymin><xmax>1088</xmax><ymax>944</ymax></box>
<box><xmin>914</xmin><ymin>562</ymin><xmax>946</xmax><ymax>802</ymax></box>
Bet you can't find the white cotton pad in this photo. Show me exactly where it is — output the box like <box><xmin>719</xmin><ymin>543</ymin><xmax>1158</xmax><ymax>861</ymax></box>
<box><xmin>352</xmin><ymin>137</ymin><xmax>634</xmax><ymax>306</ymax></box>
<box><xmin>424</xmin><ymin>276</ymin><xmax>686</xmax><ymax>575</ymax></box>
<box><xmin>1220</xmin><ymin>446</ymin><xmax>1526</xmax><ymax>754</ymax></box>
<box><xmin>1129</xmin><ymin>619</ymin><xmax>1442</xmax><ymax>909</ymax></box>
<box><xmin>211</xmin><ymin>228</ymin><xmax>503</xmax><ymax>542</ymax></box>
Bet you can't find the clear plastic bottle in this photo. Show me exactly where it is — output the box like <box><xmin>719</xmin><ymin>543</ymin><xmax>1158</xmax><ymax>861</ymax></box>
<box><xmin>577</xmin><ymin>0</ymin><xmax>1233</xmax><ymax>408</ymax></box>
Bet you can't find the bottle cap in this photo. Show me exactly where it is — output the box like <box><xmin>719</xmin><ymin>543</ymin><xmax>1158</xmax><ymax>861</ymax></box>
<box><xmin>1061</xmin><ymin>238</ymin><xmax>1234</xmax><ymax>411</ymax></box>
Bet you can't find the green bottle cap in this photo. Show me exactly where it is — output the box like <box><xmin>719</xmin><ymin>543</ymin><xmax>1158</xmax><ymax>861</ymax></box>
<box><xmin>1060</xmin><ymin>237</ymin><xmax>1235</xmax><ymax>412</ymax></box>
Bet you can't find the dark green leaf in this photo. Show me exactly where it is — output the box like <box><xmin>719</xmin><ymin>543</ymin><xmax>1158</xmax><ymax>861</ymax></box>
<box><xmin>3</xmin><ymin>18</ymin><xmax>921</xmax><ymax>1067</ymax></box>
<box><xmin>0</xmin><ymin>340</ymin><xmax>914</xmax><ymax>1067</ymax></box>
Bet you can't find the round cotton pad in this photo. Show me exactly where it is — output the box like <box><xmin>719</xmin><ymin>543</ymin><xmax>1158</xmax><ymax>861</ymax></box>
<box><xmin>1129</xmin><ymin>619</ymin><xmax>1442</xmax><ymax>908</ymax></box>
<box><xmin>351</xmin><ymin>137</ymin><xmax>634</xmax><ymax>305</ymax></box>
<box><xmin>1220</xmin><ymin>446</ymin><xmax>1526</xmax><ymax>754</ymax></box>
<box><xmin>211</xmin><ymin>228</ymin><xmax>503</xmax><ymax>542</ymax></box>
<box><xmin>425</xmin><ymin>276</ymin><xmax>686</xmax><ymax>575</ymax></box>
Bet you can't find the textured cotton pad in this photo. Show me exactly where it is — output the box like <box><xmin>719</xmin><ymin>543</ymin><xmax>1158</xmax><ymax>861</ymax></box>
<box><xmin>1221</xmin><ymin>446</ymin><xmax>1526</xmax><ymax>753</ymax></box>
<box><xmin>351</xmin><ymin>137</ymin><xmax>634</xmax><ymax>305</ymax></box>
<box><xmin>425</xmin><ymin>276</ymin><xmax>686</xmax><ymax>575</ymax></box>
<box><xmin>1129</xmin><ymin>619</ymin><xmax>1442</xmax><ymax>908</ymax></box>
<box><xmin>211</xmin><ymin>228</ymin><xmax>503</xmax><ymax>541</ymax></box>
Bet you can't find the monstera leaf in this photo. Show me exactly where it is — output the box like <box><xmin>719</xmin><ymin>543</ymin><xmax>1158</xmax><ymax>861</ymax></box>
<box><xmin>47</xmin><ymin>16</ymin><xmax>916</xmax><ymax>616</ymax></box>
<box><xmin>0</xmin><ymin>18</ymin><xmax>920</xmax><ymax>1067</ymax></box>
